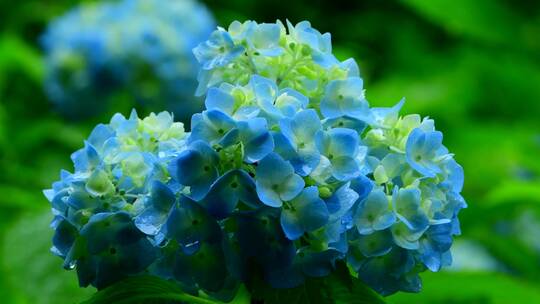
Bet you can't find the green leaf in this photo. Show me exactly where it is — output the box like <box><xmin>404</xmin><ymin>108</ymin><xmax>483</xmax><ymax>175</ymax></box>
<box><xmin>387</xmin><ymin>271</ymin><xmax>540</xmax><ymax>304</ymax></box>
<box><xmin>475</xmin><ymin>233</ymin><xmax>540</xmax><ymax>281</ymax></box>
<box><xmin>398</xmin><ymin>0</ymin><xmax>520</xmax><ymax>45</ymax></box>
<box><xmin>1</xmin><ymin>210</ymin><xmax>94</xmax><ymax>304</ymax></box>
<box><xmin>0</xmin><ymin>185</ymin><xmax>46</xmax><ymax>210</ymax></box>
<box><xmin>484</xmin><ymin>181</ymin><xmax>540</xmax><ymax>208</ymax></box>
<box><xmin>0</xmin><ymin>34</ymin><xmax>44</xmax><ymax>83</ymax></box>
<box><xmin>460</xmin><ymin>188</ymin><xmax>540</xmax><ymax>280</ymax></box>
<box><xmin>0</xmin><ymin>102</ymin><xmax>5</xmax><ymax>148</ymax></box>
<box><xmin>248</xmin><ymin>275</ymin><xmax>330</xmax><ymax>304</ymax></box>
<box><xmin>81</xmin><ymin>275</ymin><xmax>241</xmax><ymax>304</ymax></box>
<box><xmin>12</xmin><ymin>118</ymin><xmax>87</xmax><ymax>154</ymax></box>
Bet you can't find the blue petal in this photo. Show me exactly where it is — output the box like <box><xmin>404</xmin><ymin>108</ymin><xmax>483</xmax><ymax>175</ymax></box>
<box><xmin>87</xmin><ymin>124</ymin><xmax>114</xmax><ymax>149</ymax></box>
<box><xmin>133</xmin><ymin>182</ymin><xmax>177</xmax><ymax>236</ymax></box>
<box><xmin>169</xmin><ymin>140</ymin><xmax>218</xmax><ymax>200</ymax></box>
<box><xmin>201</xmin><ymin>169</ymin><xmax>259</xmax><ymax>219</ymax></box>
<box><xmin>316</xmin><ymin>128</ymin><xmax>359</xmax><ymax>158</ymax></box>
<box><xmin>391</xmin><ymin>222</ymin><xmax>425</xmax><ymax>250</ymax></box>
<box><xmin>365</xmin><ymin>98</ymin><xmax>405</xmax><ymax>128</ymax></box>
<box><xmin>173</xmin><ymin>242</ymin><xmax>227</xmax><ymax>292</ymax></box>
<box><xmin>280</xmin><ymin>109</ymin><xmax>322</xmax><ymax>149</ymax></box>
<box><xmin>325</xmin><ymin>182</ymin><xmax>359</xmax><ymax>220</ymax></box>
<box><xmin>193</xmin><ymin>30</ymin><xmax>244</xmax><ymax>70</ymax></box>
<box><xmin>323</xmin><ymin>116</ymin><xmax>366</xmax><ymax>134</ymax></box>
<box><xmin>355</xmin><ymin>188</ymin><xmax>396</xmax><ymax>235</ymax></box>
<box><xmin>255</xmin><ymin>180</ymin><xmax>283</xmax><ymax>207</ymax></box>
<box><xmin>274</xmin><ymin>88</ymin><xmax>308</xmax><ymax>117</ymax></box>
<box><xmin>356</xmin><ymin>248</ymin><xmax>416</xmax><ymax>296</ymax></box>
<box><xmin>51</xmin><ymin>218</ymin><xmax>78</xmax><ymax>258</ymax></box>
<box><xmin>393</xmin><ymin>187</ymin><xmax>429</xmax><ymax>231</ymax></box>
<box><xmin>271</xmin><ymin>131</ymin><xmax>297</xmax><ymax>161</ymax></box>
<box><xmin>353</xmin><ymin>229</ymin><xmax>393</xmax><ymax>257</ymax></box>
<box><xmin>164</xmin><ymin>195</ymin><xmax>222</xmax><ymax>252</ymax></box>
<box><xmin>279</xmin><ymin>174</ymin><xmax>305</xmax><ymax>202</ymax></box>
<box><xmin>419</xmin><ymin>223</ymin><xmax>453</xmax><ymax>271</ymax></box>
<box><xmin>236</xmin><ymin>208</ymin><xmax>295</xmax><ymax>271</ymax></box>
<box><xmin>349</xmin><ymin>175</ymin><xmax>373</xmax><ymax>204</ymax></box>
<box><xmin>444</xmin><ymin>159</ymin><xmax>464</xmax><ymax>193</ymax></box>
<box><xmin>256</xmin><ymin>153</ymin><xmax>294</xmax><ymax>183</ymax></box>
<box><xmin>331</xmin><ymin>156</ymin><xmax>360</xmax><ymax>181</ymax></box>
<box><xmin>147</xmin><ymin>181</ymin><xmax>176</xmax><ymax>211</ymax></box>
<box><xmin>246</xmin><ymin>23</ymin><xmax>283</xmax><ymax>57</ymax></box>
<box><xmin>205</xmin><ymin>87</ymin><xmax>235</xmax><ymax>115</ymax></box>
<box><xmin>274</xmin><ymin>130</ymin><xmax>320</xmax><ymax>177</ymax></box>
<box><xmin>297</xmin><ymin>249</ymin><xmax>342</xmax><ymax>278</ymax></box>
<box><xmin>190</xmin><ymin>110</ymin><xmax>237</xmax><ymax>145</ymax></box>
<box><xmin>405</xmin><ymin>128</ymin><xmax>444</xmax><ymax>177</ymax></box>
<box><xmin>280</xmin><ymin>212</ymin><xmax>303</xmax><ymax>240</ymax></box>
<box><xmin>289</xmin><ymin>151</ymin><xmax>321</xmax><ymax>177</ymax></box>
<box><xmin>280</xmin><ymin>186</ymin><xmax>329</xmax><ymax>240</ymax></box>
<box><xmin>134</xmin><ymin>208</ymin><xmax>169</xmax><ymax>236</ymax></box>
<box><xmin>249</xmin><ymin>75</ymin><xmax>278</xmax><ymax>104</ymax></box>
<box><xmin>237</xmin><ymin>118</ymin><xmax>274</xmax><ymax>163</ymax></box>
<box><xmin>320</xmin><ymin>77</ymin><xmax>369</xmax><ymax>119</ymax></box>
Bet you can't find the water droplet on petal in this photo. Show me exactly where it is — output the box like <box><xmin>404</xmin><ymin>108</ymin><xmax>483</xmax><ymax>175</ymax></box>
<box><xmin>64</xmin><ymin>259</ymin><xmax>76</xmax><ymax>270</ymax></box>
<box><xmin>181</xmin><ymin>240</ymin><xmax>200</xmax><ymax>255</ymax></box>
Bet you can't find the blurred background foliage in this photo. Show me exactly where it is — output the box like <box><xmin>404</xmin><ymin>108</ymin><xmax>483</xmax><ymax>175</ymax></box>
<box><xmin>0</xmin><ymin>0</ymin><xmax>539</xmax><ymax>303</ymax></box>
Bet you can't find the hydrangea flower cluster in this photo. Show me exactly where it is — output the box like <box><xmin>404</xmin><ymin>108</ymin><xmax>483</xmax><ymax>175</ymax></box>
<box><xmin>44</xmin><ymin>111</ymin><xmax>186</xmax><ymax>288</ymax></box>
<box><xmin>45</xmin><ymin>20</ymin><xmax>466</xmax><ymax>297</ymax></box>
<box><xmin>42</xmin><ymin>0</ymin><xmax>215</xmax><ymax>122</ymax></box>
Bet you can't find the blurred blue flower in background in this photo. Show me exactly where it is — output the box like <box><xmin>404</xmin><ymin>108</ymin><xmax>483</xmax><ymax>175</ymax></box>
<box><xmin>42</xmin><ymin>0</ymin><xmax>215</xmax><ymax>122</ymax></box>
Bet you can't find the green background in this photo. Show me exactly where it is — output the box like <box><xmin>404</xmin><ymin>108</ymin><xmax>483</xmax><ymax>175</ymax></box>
<box><xmin>1</xmin><ymin>0</ymin><xmax>540</xmax><ymax>303</ymax></box>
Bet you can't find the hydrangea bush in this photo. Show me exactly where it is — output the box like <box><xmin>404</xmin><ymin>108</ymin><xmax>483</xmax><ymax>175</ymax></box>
<box><xmin>45</xmin><ymin>20</ymin><xmax>466</xmax><ymax>300</ymax></box>
<box><xmin>42</xmin><ymin>0</ymin><xmax>215</xmax><ymax>122</ymax></box>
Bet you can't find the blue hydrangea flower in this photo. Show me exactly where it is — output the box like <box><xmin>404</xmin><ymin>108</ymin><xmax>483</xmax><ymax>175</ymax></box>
<box><xmin>320</xmin><ymin>77</ymin><xmax>370</xmax><ymax>119</ymax></box>
<box><xmin>68</xmin><ymin>212</ymin><xmax>158</xmax><ymax>289</ymax></box>
<box><xmin>406</xmin><ymin>128</ymin><xmax>447</xmax><ymax>177</ymax></box>
<box><xmin>45</xmin><ymin>110</ymin><xmax>186</xmax><ymax>288</ymax></box>
<box><xmin>219</xmin><ymin>117</ymin><xmax>274</xmax><ymax>163</ymax></box>
<box><xmin>193</xmin><ymin>29</ymin><xmax>244</xmax><ymax>70</ymax></box>
<box><xmin>245</xmin><ymin>22</ymin><xmax>284</xmax><ymax>57</ymax></box>
<box><xmin>279</xmin><ymin>109</ymin><xmax>322</xmax><ymax>175</ymax></box>
<box><xmin>350</xmin><ymin>229</ymin><xmax>394</xmax><ymax>258</ymax></box>
<box><xmin>235</xmin><ymin>208</ymin><xmax>296</xmax><ymax>277</ymax></box>
<box><xmin>168</xmin><ymin>140</ymin><xmax>219</xmax><ymax>200</ymax></box>
<box><xmin>190</xmin><ymin>110</ymin><xmax>237</xmax><ymax>144</ymax></box>
<box><xmin>392</xmin><ymin>187</ymin><xmax>430</xmax><ymax>232</ymax></box>
<box><xmin>42</xmin><ymin>0</ymin><xmax>215</xmax><ymax>121</ymax></box>
<box><xmin>315</xmin><ymin>128</ymin><xmax>361</xmax><ymax>181</ymax></box>
<box><xmin>193</xmin><ymin>20</ymin><xmax>361</xmax><ymax>103</ymax></box>
<box><xmin>418</xmin><ymin>222</ymin><xmax>454</xmax><ymax>272</ymax></box>
<box><xmin>163</xmin><ymin>195</ymin><xmax>222</xmax><ymax>255</ymax></box>
<box><xmin>46</xmin><ymin>20</ymin><xmax>466</xmax><ymax>297</ymax></box>
<box><xmin>325</xmin><ymin>183</ymin><xmax>360</xmax><ymax>221</ymax></box>
<box><xmin>280</xmin><ymin>186</ymin><xmax>329</xmax><ymax>240</ymax></box>
<box><xmin>200</xmin><ymin>169</ymin><xmax>259</xmax><ymax>219</ymax></box>
<box><xmin>133</xmin><ymin>180</ymin><xmax>176</xmax><ymax>237</ymax></box>
<box><xmin>162</xmin><ymin>195</ymin><xmax>228</xmax><ymax>291</ymax></box>
<box><xmin>354</xmin><ymin>188</ymin><xmax>396</xmax><ymax>235</ymax></box>
<box><xmin>353</xmin><ymin>247</ymin><xmax>419</xmax><ymax>295</ymax></box>
<box><xmin>255</xmin><ymin>153</ymin><xmax>305</xmax><ymax>208</ymax></box>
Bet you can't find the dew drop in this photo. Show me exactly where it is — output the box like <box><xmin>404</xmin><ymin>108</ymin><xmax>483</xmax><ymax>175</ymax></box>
<box><xmin>64</xmin><ymin>260</ymin><xmax>76</xmax><ymax>270</ymax></box>
<box><xmin>182</xmin><ymin>241</ymin><xmax>201</xmax><ymax>255</ymax></box>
